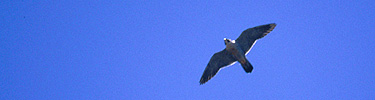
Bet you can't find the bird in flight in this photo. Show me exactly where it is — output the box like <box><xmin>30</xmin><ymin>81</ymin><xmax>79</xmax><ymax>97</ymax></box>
<box><xmin>199</xmin><ymin>23</ymin><xmax>276</xmax><ymax>85</ymax></box>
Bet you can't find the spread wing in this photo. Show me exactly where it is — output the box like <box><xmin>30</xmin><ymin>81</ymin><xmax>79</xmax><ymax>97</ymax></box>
<box><xmin>199</xmin><ymin>49</ymin><xmax>236</xmax><ymax>85</ymax></box>
<box><xmin>236</xmin><ymin>23</ymin><xmax>276</xmax><ymax>55</ymax></box>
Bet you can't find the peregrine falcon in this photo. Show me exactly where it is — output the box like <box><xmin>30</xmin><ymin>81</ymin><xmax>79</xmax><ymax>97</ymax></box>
<box><xmin>199</xmin><ymin>23</ymin><xmax>276</xmax><ymax>85</ymax></box>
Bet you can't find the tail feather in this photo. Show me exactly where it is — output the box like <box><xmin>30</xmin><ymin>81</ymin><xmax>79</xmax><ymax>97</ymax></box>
<box><xmin>240</xmin><ymin>59</ymin><xmax>253</xmax><ymax>73</ymax></box>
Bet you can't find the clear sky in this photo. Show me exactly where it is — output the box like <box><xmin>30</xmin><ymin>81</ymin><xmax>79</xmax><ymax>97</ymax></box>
<box><xmin>1</xmin><ymin>0</ymin><xmax>375</xmax><ymax>99</ymax></box>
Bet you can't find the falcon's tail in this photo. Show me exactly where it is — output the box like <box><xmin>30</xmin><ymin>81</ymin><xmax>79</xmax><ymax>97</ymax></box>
<box><xmin>240</xmin><ymin>59</ymin><xmax>253</xmax><ymax>73</ymax></box>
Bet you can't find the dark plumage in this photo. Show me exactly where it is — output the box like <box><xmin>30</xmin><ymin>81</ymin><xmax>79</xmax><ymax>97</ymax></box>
<box><xmin>200</xmin><ymin>23</ymin><xmax>276</xmax><ymax>85</ymax></box>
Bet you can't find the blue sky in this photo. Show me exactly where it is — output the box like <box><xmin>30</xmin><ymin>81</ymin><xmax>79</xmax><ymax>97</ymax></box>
<box><xmin>1</xmin><ymin>0</ymin><xmax>375</xmax><ymax>99</ymax></box>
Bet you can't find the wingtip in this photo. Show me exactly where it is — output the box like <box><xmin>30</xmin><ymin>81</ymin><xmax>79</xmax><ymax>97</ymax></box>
<box><xmin>199</xmin><ymin>81</ymin><xmax>206</xmax><ymax>85</ymax></box>
<box><xmin>270</xmin><ymin>23</ymin><xmax>276</xmax><ymax>28</ymax></box>
<box><xmin>258</xmin><ymin>23</ymin><xmax>276</xmax><ymax>38</ymax></box>
<box><xmin>268</xmin><ymin>23</ymin><xmax>276</xmax><ymax>28</ymax></box>
<box><xmin>199</xmin><ymin>78</ymin><xmax>206</xmax><ymax>85</ymax></box>
<box><xmin>199</xmin><ymin>78</ymin><xmax>209</xmax><ymax>85</ymax></box>
<box><xmin>266</xmin><ymin>23</ymin><xmax>276</xmax><ymax>29</ymax></box>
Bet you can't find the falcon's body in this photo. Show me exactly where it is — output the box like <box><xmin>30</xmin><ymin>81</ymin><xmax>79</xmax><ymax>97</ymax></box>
<box><xmin>199</xmin><ymin>23</ymin><xmax>276</xmax><ymax>85</ymax></box>
<box><xmin>225</xmin><ymin>39</ymin><xmax>247</xmax><ymax>66</ymax></box>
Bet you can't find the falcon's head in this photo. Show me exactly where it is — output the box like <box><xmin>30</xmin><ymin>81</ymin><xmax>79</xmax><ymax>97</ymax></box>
<box><xmin>224</xmin><ymin>38</ymin><xmax>232</xmax><ymax>45</ymax></box>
